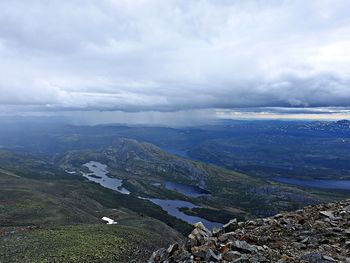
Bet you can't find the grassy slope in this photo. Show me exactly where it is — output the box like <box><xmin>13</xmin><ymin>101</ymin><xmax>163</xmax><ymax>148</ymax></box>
<box><xmin>0</xmin><ymin>171</ymin><xmax>183</xmax><ymax>262</ymax></box>
<box><xmin>1</xmin><ymin>224</ymin><xmax>169</xmax><ymax>263</ymax></box>
<box><xmin>0</xmin><ymin>149</ymin><xmax>194</xmax><ymax>234</ymax></box>
<box><xmin>0</xmin><ymin>171</ymin><xmax>103</xmax><ymax>226</ymax></box>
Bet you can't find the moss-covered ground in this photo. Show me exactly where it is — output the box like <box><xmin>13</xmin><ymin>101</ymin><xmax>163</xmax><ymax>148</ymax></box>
<box><xmin>0</xmin><ymin>224</ymin><xmax>172</xmax><ymax>263</ymax></box>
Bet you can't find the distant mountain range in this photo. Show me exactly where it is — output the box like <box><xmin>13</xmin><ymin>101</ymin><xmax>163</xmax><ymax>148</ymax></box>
<box><xmin>289</xmin><ymin>119</ymin><xmax>350</xmax><ymax>133</ymax></box>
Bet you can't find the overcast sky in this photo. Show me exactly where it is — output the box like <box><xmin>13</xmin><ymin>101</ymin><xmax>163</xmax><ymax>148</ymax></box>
<box><xmin>0</xmin><ymin>0</ymin><xmax>349</xmax><ymax>123</ymax></box>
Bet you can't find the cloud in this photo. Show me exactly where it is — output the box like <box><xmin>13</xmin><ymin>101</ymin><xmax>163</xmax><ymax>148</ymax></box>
<box><xmin>0</xmin><ymin>0</ymin><xmax>349</xmax><ymax>112</ymax></box>
<box><xmin>216</xmin><ymin>107</ymin><xmax>350</xmax><ymax>121</ymax></box>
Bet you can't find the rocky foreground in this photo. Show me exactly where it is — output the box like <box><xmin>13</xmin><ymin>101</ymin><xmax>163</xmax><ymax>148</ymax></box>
<box><xmin>149</xmin><ymin>200</ymin><xmax>350</xmax><ymax>262</ymax></box>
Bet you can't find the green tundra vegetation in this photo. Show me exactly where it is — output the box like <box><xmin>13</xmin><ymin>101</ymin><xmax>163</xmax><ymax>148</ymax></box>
<box><xmin>1</xmin><ymin>224</ymin><xmax>176</xmax><ymax>263</ymax></box>
<box><xmin>0</xmin><ymin>170</ymin><xmax>183</xmax><ymax>262</ymax></box>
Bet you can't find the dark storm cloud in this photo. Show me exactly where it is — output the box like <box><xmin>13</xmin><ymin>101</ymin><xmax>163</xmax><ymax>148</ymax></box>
<box><xmin>0</xmin><ymin>0</ymin><xmax>349</xmax><ymax>112</ymax></box>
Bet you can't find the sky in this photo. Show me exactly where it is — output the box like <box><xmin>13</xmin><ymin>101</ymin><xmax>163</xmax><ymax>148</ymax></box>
<box><xmin>0</xmin><ymin>0</ymin><xmax>350</xmax><ymax>124</ymax></box>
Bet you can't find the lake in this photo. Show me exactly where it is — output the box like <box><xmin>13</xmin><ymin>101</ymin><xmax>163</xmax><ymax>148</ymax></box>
<box><xmin>82</xmin><ymin>161</ymin><xmax>222</xmax><ymax>229</ymax></box>
<box><xmin>147</xmin><ymin>198</ymin><xmax>222</xmax><ymax>230</ymax></box>
<box><xmin>82</xmin><ymin>161</ymin><xmax>130</xmax><ymax>195</ymax></box>
<box><xmin>273</xmin><ymin>176</ymin><xmax>350</xmax><ymax>190</ymax></box>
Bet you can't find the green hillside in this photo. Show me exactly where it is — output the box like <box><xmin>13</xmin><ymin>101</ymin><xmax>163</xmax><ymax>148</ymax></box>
<box><xmin>0</xmin><ymin>170</ymin><xmax>183</xmax><ymax>262</ymax></box>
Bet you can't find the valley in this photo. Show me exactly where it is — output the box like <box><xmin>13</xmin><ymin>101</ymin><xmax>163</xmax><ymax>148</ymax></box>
<box><xmin>59</xmin><ymin>138</ymin><xmax>340</xmax><ymax>223</ymax></box>
<box><xmin>1</xmin><ymin>2</ymin><xmax>349</xmax><ymax>261</ymax></box>
<box><xmin>0</xmin><ymin>120</ymin><xmax>349</xmax><ymax>262</ymax></box>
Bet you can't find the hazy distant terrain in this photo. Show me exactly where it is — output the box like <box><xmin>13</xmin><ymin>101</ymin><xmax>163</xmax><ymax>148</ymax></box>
<box><xmin>0</xmin><ymin>119</ymin><xmax>349</xmax><ymax>180</ymax></box>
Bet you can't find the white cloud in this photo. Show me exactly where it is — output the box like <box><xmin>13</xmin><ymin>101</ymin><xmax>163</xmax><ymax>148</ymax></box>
<box><xmin>0</xmin><ymin>0</ymin><xmax>349</xmax><ymax>112</ymax></box>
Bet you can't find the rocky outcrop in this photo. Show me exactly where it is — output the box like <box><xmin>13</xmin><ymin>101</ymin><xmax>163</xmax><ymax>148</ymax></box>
<box><xmin>149</xmin><ymin>199</ymin><xmax>350</xmax><ymax>262</ymax></box>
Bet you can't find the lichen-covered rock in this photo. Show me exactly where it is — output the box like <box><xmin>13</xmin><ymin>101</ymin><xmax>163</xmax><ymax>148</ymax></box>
<box><xmin>149</xmin><ymin>199</ymin><xmax>350</xmax><ymax>262</ymax></box>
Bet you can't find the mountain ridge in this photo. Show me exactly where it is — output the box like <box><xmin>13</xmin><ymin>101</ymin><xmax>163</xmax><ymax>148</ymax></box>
<box><xmin>58</xmin><ymin>138</ymin><xmax>341</xmax><ymax>224</ymax></box>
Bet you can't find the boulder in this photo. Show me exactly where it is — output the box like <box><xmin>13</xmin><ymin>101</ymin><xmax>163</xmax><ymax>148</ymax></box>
<box><xmin>223</xmin><ymin>218</ymin><xmax>238</xmax><ymax>232</ymax></box>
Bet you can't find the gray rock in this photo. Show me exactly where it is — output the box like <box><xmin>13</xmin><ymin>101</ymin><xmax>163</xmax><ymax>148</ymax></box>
<box><xmin>212</xmin><ymin>227</ymin><xmax>222</xmax><ymax>237</ymax></box>
<box><xmin>148</xmin><ymin>248</ymin><xmax>167</xmax><ymax>263</ymax></box>
<box><xmin>231</xmin><ymin>240</ymin><xmax>257</xmax><ymax>253</ymax></box>
<box><xmin>233</xmin><ymin>255</ymin><xmax>250</xmax><ymax>263</ymax></box>
<box><xmin>300</xmin><ymin>252</ymin><xmax>323</xmax><ymax>262</ymax></box>
<box><xmin>166</xmin><ymin>243</ymin><xmax>179</xmax><ymax>257</ymax></box>
<box><xmin>320</xmin><ymin>211</ymin><xmax>335</xmax><ymax>219</ymax></box>
<box><xmin>191</xmin><ymin>245</ymin><xmax>208</xmax><ymax>259</ymax></box>
<box><xmin>223</xmin><ymin>251</ymin><xmax>242</xmax><ymax>261</ymax></box>
<box><xmin>206</xmin><ymin>248</ymin><xmax>221</xmax><ymax>262</ymax></box>
<box><xmin>322</xmin><ymin>255</ymin><xmax>337</xmax><ymax>262</ymax></box>
<box><xmin>223</xmin><ymin>218</ymin><xmax>238</xmax><ymax>232</ymax></box>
